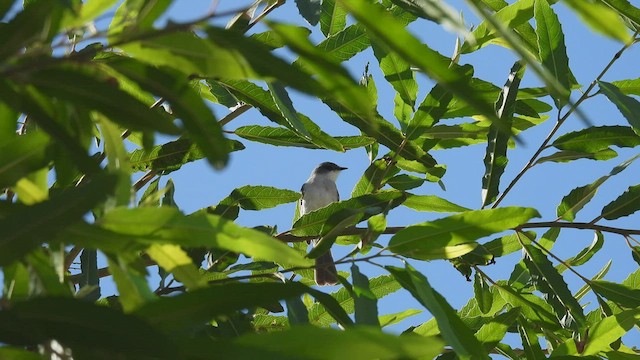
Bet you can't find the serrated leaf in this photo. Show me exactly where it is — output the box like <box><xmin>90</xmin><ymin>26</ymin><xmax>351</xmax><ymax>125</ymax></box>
<box><xmin>217</xmin><ymin>185</ymin><xmax>300</xmax><ymax>211</ymax></box>
<box><xmin>557</xmin><ymin>154</ymin><xmax>640</xmax><ymax>221</ymax></box>
<box><xmin>534</xmin><ymin>0</ymin><xmax>571</xmax><ymax>107</ymax></box>
<box><xmin>320</xmin><ymin>0</ymin><xmax>347</xmax><ymax>36</ymax></box>
<box><xmin>389</xmin><ymin>207</ymin><xmax>540</xmax><ymax>260</ymax></box>
<box><xmin>220</xmin><ymin>80</ymin><xmax>344</xmax><ymax>152</ymax></box>
<box><xmin>234</xmin><ymin>125</ymin><xmax>373</xmax><ymax>150</ymax></box>
<box><xmin>292</xmin><ymin>191</ymin><xmax>406</xmax><ymax>237</ymax></box>
<box><xmin>407</xmin><ymin>83</ymin><xmax>454</xmax><ymax>140</ymax></box>
<box><xmin>403</xmin><ymin>194</ymin><xmax>470</xmax><ymax>212</ymax></box>
<box><xmin>599</xmin><ymin>81</ymin><xmax>640</xmax><ymax>135</ymax></box>
<box><xmin>551</xmin><ymin>125</ymin><xmax>640</xmax><ymax>152</ymax></box>
<box><xmin>591</xmin><ymin>280</ymin><xmax>640</xmax><ymax>308</ymax></box>
<box><xmin>482</xmin><ymin>62</ymin><xmax>525</xmax><ymax>207</ymax></box>
<box><xmin>267</xmin><ymin>81</ymin><xmax>311</xmax><ymax>140</ymax></box>
<box><xmin>601</xmin><ymin>183</ymin><xmax>640</xmax><ymax>220</ymax></box>
<box><xmin>522</xmin><ymin>244</ymin><xmax>586</xmax><ymax>327</ymax></box>
<box><xmin>611</xmin><ymin>78</ymin><xmax>640</xmax><ymax>95</ymax></box>
<box><xmin>386</xmin><ymin>265</ymin><xmax>490</xmax><ymax>360</ymax></box>
<box><xmin>536</xmin><ymin>149</ymin><xmax>618</xmax><ymax>164</ymax></box>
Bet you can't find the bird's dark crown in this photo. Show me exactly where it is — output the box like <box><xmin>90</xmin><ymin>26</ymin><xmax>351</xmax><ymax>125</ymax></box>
<box><xmin>315</xmin><ymin>162</ymin><xmax>348</xmax><ymax>173</ymax></box>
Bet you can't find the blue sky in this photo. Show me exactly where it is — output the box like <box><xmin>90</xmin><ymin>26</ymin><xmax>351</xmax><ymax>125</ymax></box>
<box><xmin>103</xmin><ymin>0</ymin><xmax>639</xmax><ymax>340</ymax></box>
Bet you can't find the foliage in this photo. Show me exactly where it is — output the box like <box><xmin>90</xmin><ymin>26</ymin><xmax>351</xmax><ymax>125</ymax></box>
<box><xmin>1</xmin><ymin>0</ymin><xmax>640</xmax><ymax>358</ymax></box>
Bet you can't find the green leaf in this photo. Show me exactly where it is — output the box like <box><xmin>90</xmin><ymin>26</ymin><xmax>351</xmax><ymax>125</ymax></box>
<box><xmin>0</xmin><ymin>346</ymin><xmax>45</xmax><ymax>360</ymax></box>
<box><xmin>137</xmin><ymin>282</ymin><xmax>352</xmax><ymax>333</ymax></box>
<box><xmin>611</xmin><ymin>78</ymin><xmax>640</xmax><ymax>95</ymax></box>
<box><xmin>591</xmin><ymin>280</ymin><xmax>640</xmax><ymax>308</ymax></box>
<box><xmin>107</xmin><ymin>58</ymin><xmax>230</xmax><ymax>169</ymax></box>
<box><xmin>0</xmin><ymin>297</ymin><xmax>178</xmax><ymax>359</ymax></box>
<box><xmin>213</xmin><ymin>326</ymin><xmax>444</xmax><ymax>360</ymax></box>
<box><xmin>351</xmin><ymin>264</ymin><xmax>380</xmax><ymax>327</ymax></box>
<box><xmin>146</xmin><ymin>244</ymin><xmax>207</xmax><ymax>290</ymax></box>
<box><xmin>221</xmin><ymin>80</ymin><xmax>344</xmax><ymax>152</ymax></box>
<box><xmin>387</xmin><ymin>174</ymin><xmax>424</xmax><ymax>191</ymax></box>
<box><xmin>534</xmin><ymin>0</ymin><xmax>571</xmax><ymax>107</ymax></box>
<box><xmin>267</xmin><ymin>22</ymin><xmax>375</xmax><ymax>125</ymax></box>
<box><xmin>601</xmin><ymin>183</ymin><xmax>640</xmax><ymax>220</ymax></box>
<box><xmin>403</xmin><ymin>194</ymin><xmax>470</xmax><ymax>213</ymax></box>
<box><xmin>292</xmin><ymin>191</ymin><xmax>406</xmax><ymax>237</ymax></box>
<box><xmin>536</xmin><ymin>149</ymin><xmax>618</xmax><ymax>164</ymax></box>
<box><xmin>389</xmin><ymin>0</ymin><xmax>470</xmax><ymax>39</ymax></box>
<box><xmin>474</xmin><ymin>308</ymin><xmax>521</xmax><ymax>350</ymax></box>
<box><xmin>557</xmin><ymin>154</ymin><xmax>640</xmax><ymax>221</ymax></box>
<box><xmin>480</xmin><ymin>231</ymin><xmax>535</xmax><ymax>258</ymax></box>
<box><xmin>388</xmin><ymin>207</ymin><xmax>540</xmax><ymax>260</ymax></box>
<box><xmin>320</xmin><ymin>0</ymin><xmax>347</xmax><ymax>36</ymax></box>
<box><xmin>0</xmin><ymin>2</ymin><xmax>61</xmax><ymax>62</ymax></box>
<box><xmin>285</xmin><ymin>295</ymin><xmax>310</xmax><ymax>326</ymax></box>
<box><xmin>351</xmin><ymin>157</ymin><xmax>399</xmax><ymax>197</ymax></box>
<box><xmin>24</xmin><ymin>64</ymin><xmax>179</xmax><ymax>135</ymax></box>
<box><xmin>62</xmin><ymin>0</ymin><xmax>119</xmax><ymax>28</ymax></box>
<box><xmin>295</xmin><ymin>0</ymin><xmax>322</xmax><ymax>25</ymax></box>
<box><xmin>386</xmin><ymin>265</ymin><xmax>490</xmax><ymax>360</ymax></box>
<box><xmin>338</xmin><ymin>0</ymin><xmax>499</xmax><ymax>123</ymax></box>
<box><xmin>518</xmin><ymin>318</ymin><xmax>547</xmax><ymax>359</ymax></box>
<box><xmin>0</xmin><ymin>174</ymin><xmax>115</xmax><ymax>266</ymax></box>
<box><xmin>315</xmin><ymin>24</ymin><xmax>370</xmax><ymax>62</ymax></box>
<box><xmin>234</xmin><ymin>125</ymin><xmax>373</xmax><ymax>150</ymax></box>
<box><xmin>482</xmin><ymin>62</ymin><xmax>525</xmax><ymax>207</ymax></box>
<box><xmin>129</xmin><ymin>138</ymin><xmax>243</xmax><ymax>174</ymax></box>
<box><xmin>267</xmin><ymin>81</ymin><xmax>311</xmax><ymax>140</ymax></box>
<box><xmin>99</xmin><ymin>207</ymin><xmax>312</xmax><ymax>268</ymax></box>
<box><xmin>583</xmin><ymin>310</ymin><xmax>640</xmax><ymax>355</ymax></box>
<box><xmin>407</xmin><ymin>83</ymin><xmax>454</xmax><ymax>140</ymax></box>
<box><xmin>599</xmin><ymin>81</ymin><xmax>640</xmax><ymax>135</ymax></box>
<box><xmin>474</xmin><ymin>273</ymin><xmax>493</xmax><ymax>314</ymax></box>
<box><xmin>564</xmin><ymin>0</ymin><xmax>633</xmax><ymax>42</ymax></box>
<box><xmin>522</xmin><ymin>244</ymin><xmax>586</xmax><ymax>328</ymax></box>
<box><xmin>562</xmin><ymin>230</ymin><xmax>604</xmax><ymax>268</ymax></box>
<box><xmin>308</xmin><ymin>275</ymin><xmax>401</xmax><ymax>326</ymax></box>
<box><xmin>216</xmin><ymin>185</ymin><xmax>300</xmax><ymax>211</ymax></box>
<box><xmin>551</xmin><ymin>126</ymin><xmax>640</xmax><ymax>152</ymax></box>
<box><xmin>379</xmin><ymin>309</ymin><xmax>422</xmax><ymax>327</ymax></box>
<box><xmin>78</xmin><ymin>249</ymin><xmax>100</xmax><ymax>301</ymax></box>
<box><xmin>0</xmin><ymin>132</ymin><xmax>50</xmax><ymax>189</ymax></box>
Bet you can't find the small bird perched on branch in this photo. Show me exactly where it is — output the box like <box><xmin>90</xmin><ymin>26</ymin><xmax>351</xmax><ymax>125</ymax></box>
<box><xmin>300</xmin><ymin>162</ymin><xmax>347</xmax><ymax>286</ymax></box>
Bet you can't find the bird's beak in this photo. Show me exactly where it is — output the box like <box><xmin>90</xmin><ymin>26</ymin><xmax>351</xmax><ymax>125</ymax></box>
<box><xmin>339</xmin><ymin>166</ymin><xmax>348</xmax><ymax>171</ymax></box>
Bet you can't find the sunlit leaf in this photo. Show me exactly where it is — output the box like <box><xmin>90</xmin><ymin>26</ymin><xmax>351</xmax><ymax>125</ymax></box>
<box><xmin>564</xmin><ymin>0</ymin><xmax>633</xmax><ymax>42</ymax></box>
<box><xmin>389</xmin><ymin>207</ymin><xmax>539</xmax><ymax>260</ymax></box>
<box><xmin>320</xmin><ymin>0</ymin><xmax>347</xmax><ymax>36</ymax></box>
<box><xmin>0</xmin><ymin>132</ymin><xmax>50</xmax><ymax>189</ymax></box>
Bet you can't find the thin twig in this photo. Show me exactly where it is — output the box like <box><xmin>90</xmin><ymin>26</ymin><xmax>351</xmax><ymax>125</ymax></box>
<box><xmin>492</xmin><ymin>34</ymin><xmax>639</xmax><ymax>208</ymax></box>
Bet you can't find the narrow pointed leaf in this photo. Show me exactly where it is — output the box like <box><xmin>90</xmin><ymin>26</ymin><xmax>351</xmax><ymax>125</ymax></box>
<box><xmin>267</xmin><ymin>81</ymin><xmax>311</xmax><ymax>140</ymax></box>
<box><xmin>389</xmin><ymin>207</ymin><xmax>540</xmax><ymax>260</ymax></box>
<box><xmin>536</xmin><ymin>149</ymin><xmax>618</xmax><ymax>164</ymax></box>
<box><xmin>403</xmin><ymin>194</ymin><xmax>470</xmax><ymax>213</ymax></box>
<box><xmin>407</xmin><ymin>83</ymin><xmax>454</xmax><ymax>140</ymax></box>
<box><xmin>482</xmin><ymin>62</ymin><xmax>525</xmax><ymax>207</ymax></box>
<box><xmin>295</xmin><ymin>0</ymin><xmax>322</xmax><ymax>25</ymax></box>
<box><xmin>292</xmin><ymin>191</ymin><xmax>406</xmax><ymax>236</ymax></box>
<box><xmin>286</xmin><ymin>295</ymin><xmax>310</xmax><ymax>325</ymax></box>
<box><xmin>582</xmin><ymin>310</ymin><xmax>640</xmax><ymax>355</ymax></box>
<box><xmin>146</xmin><ymin>244</ymin><xmax>207</xmax><ymax>290</ymax></box>
<box><xmin>217</xmin><ymin>185</ymin><xmax>300</xmax><ymax>211</ymax></box>
<box><xmin>474</xmin><ymin>273</ymin><xmax>493</xmax><ymax>314</ymax></box>
<box><xmin>235</xmin><ymin>125</ymin><xmax>374</xmax><ymax>150</ymax></box>
<box><xmin>351</xmin><ymin>264</ymin><xmax>380</xmax><ymax>327</ymax></box>
<box><xmin>535</xmin><ymin>0</ymin><xmax>570</xmax><ymax>107</ymax></box>
<box><xmin>591</xmin><ymin>280</ymin><xmax>640</xmax><ymax>308</ymax></box>
<box><xmin>551</xmin><ymin>126</ymin><xmax>640</xmax><ymax>153</ymax></box>
<box><xmin>599</xmin><ymin>81</ymin><xmax>640</xmax><ymax>135</ymax></box>
<box><xmin>522</xmin><ymin>244</ymin><xmax>586</xmax><ymax>327</ymax></box>
<box><xmin>601</xmin><ymin>184</ymin><xmax>640</xmax><ymax>220</ymax></box>
<box><xmin>557</xmin><ymin>154</ymin><xmax>640</xmax><ymax>221</ymax></box>
<box><xmin>386</xmin><ymin>265</ymin><xmax>490</xmax><ymax>360</ymax></box>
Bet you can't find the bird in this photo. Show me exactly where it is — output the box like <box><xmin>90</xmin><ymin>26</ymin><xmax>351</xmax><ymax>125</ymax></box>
<box><xmin>300</xmin><ymin>161</ymin><xmax>347</xmax><ymax>286</ymax></box>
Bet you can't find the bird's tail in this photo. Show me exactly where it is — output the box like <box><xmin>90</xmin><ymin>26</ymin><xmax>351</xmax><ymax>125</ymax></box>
<box><xmin>315</xmin><ymin>251</ymin><xmax>338</xmax><ymax>286</ymax></box>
